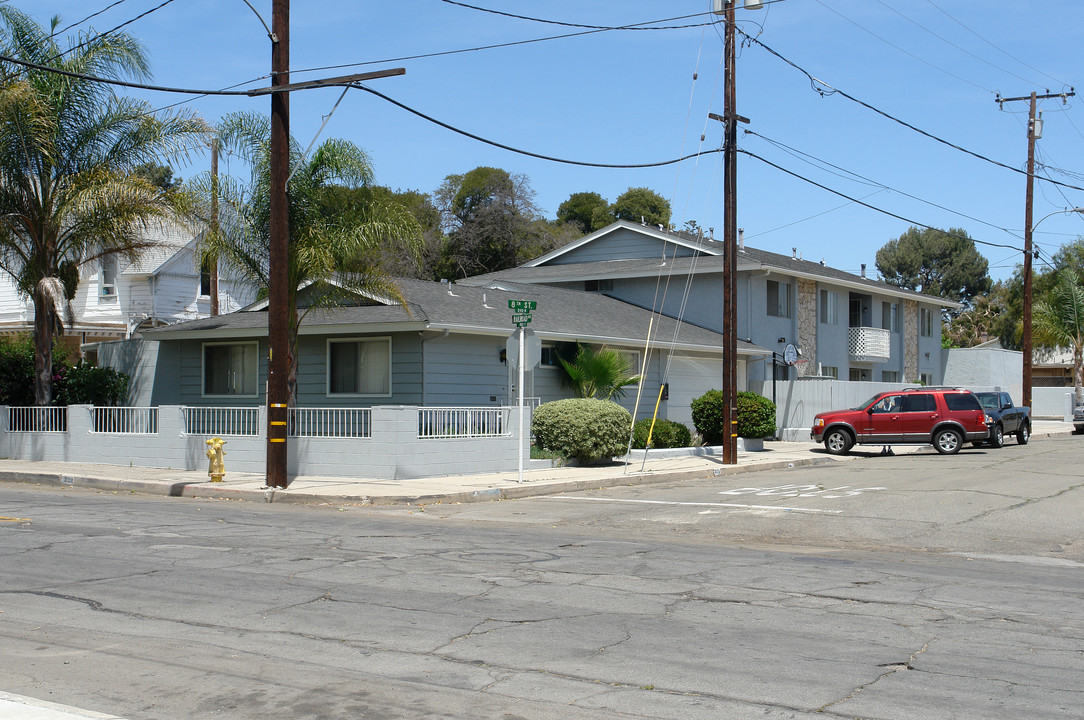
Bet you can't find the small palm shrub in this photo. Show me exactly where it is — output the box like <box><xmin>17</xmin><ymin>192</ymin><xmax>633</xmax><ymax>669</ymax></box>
<box><xmin>631</xmin><ymin>418</ymin><xmax>692</xmax><ymax>449</ymax></box>
<box><xmin>532</xmin><ymin>398</ymin><xmax>631</xmax><ymax>464</ymax></box>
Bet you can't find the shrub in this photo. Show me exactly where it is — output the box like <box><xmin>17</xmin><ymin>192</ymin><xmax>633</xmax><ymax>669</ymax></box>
<box><xmin>631</xmin><ymin>418</ymin><xmax>692</xmax><ymax>449</ymax></box>
<box><xmin>0</xmin><ymin>335</ymin><xmax>71</xmax><ymax>406</ymax></box>
<box><xmin>691</xmin><ymin>389</ymin><xmax>778</xmax><ymax>444</ymax></box>
<box><xmin>736</xmin><ymin>391</ymin><xmax>776</xmax><ymax>439</ymax></box>
<box><xmin>690</xmin><ymin>389</ymin><xmax>726</xmax><ymax>445</ymax></box>
<box><xmin>532</xmin><ymin>398</ymin><xmax>631</xmax><ymax>464</ymax></box>
<box><xmin>55</xmin><ymin>363</ymin><xmax>130</xmax><ymax>406</ymax></box>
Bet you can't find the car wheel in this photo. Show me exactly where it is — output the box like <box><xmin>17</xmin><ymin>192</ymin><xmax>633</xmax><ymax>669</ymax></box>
<box><xmin>1016</xmin><ymin>422</ymin><xmax>1030</xmax><ymax>445</ymax></box>
<box><xmin>988</xmin><ymin>423</ymin><xmax>1004</xmax><ymax>448</ymax></box>
<box><xmin>824</xmin><ymin>428</ymin><xmax>853</xmax><ymax>455</ymax></box>
<box><xmin>933</xmin><ymin>428</ymin><xmax>962</xmax><ymax>455</ymax></box>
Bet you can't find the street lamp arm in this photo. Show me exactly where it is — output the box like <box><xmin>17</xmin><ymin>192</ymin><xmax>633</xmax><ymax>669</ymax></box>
<box><xmin>1032</xmin><ymin>207</ymin><xmax>1084</xmax><ymax>231</ymax></box>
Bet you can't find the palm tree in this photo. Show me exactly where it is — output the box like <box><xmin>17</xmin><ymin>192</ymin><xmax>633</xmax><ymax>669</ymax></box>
<box><xmin>1034</xmin><ymin>273</ymin><xmax>1084</xmax><ymax>405</ymax></box>
<box><xmin>0</xmin><ymin>7</ymin><xmax>208</xmax><ymax>404</ymax></box>
<box><xmin>558</xmin><ymin>344</ymin><xmax>641</xmax><ymax>400</ymax></box>
<box><xmin>191</xmin><ymin>111</ymin><xmax>422</xmax><ymax>404</ymax></box>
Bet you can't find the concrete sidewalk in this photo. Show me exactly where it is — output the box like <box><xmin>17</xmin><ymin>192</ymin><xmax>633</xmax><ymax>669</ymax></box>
<box><xmin>1</xmin><ymin>420</ymin><xmax>1073</xmax><ymax>507</ymax></box>
<box><xmin>0</xmin><ymin>692</ymin><xmax>125</xmax><ymax>720</ymax></box>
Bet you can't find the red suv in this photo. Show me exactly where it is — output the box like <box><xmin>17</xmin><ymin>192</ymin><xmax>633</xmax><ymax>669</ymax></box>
<box><xmin>811</xmin><ymin>387</ymin><xmax>989</xmax><ymax>455</ymax></box>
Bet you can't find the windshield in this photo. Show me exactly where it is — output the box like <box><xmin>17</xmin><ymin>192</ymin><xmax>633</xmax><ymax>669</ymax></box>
<box><xmin>858</xmin><ymin>394</ymin><xmax>884</xmax><ymax>411</ymax></box>
<box><xmin>975</xmin><ymin>392</ymin><xmax>999</xmax><ymax>410</ymax></box>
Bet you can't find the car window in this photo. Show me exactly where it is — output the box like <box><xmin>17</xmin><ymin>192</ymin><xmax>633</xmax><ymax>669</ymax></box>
<box><xmin>871</xmin><ymin>395</ymin><xmax>901</xmax><ymax>413</ymax></box>
<box><xmin>944</xmin><ymin>393</ymin><xmax>981</xmax><ymax>411</ymax></box>
<box><xmin>977</xmin><ymin>393</ymin><xmax>999</xmax><ymax>410</ymax></box>
<box><xmin>901</xmin><ymin>393</ymin><xmax>936</xmax><ymax>412</ymax></box>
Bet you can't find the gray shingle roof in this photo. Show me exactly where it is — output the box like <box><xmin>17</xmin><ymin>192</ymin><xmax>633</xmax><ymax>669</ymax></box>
<box><xmin>145</xmin><ymin>276</ymin><xmax>767</xmax><ymax>356</ymax></box>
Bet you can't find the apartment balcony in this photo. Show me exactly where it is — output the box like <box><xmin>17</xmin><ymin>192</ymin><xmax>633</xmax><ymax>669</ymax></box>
<box><xmin>848</xmin><ymin>326</ymin><xmax>891</xmax><ymax>363</ymax></box>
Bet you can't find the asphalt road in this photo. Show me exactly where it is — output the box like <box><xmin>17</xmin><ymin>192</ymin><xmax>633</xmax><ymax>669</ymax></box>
<box><xmin>1</xmin><ymin>436</ymin><xmax>1081</xmax><ymax>719</ymax></box>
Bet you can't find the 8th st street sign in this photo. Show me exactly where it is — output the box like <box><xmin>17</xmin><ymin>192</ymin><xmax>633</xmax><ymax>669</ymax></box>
<box><xmin>509</xmin><ymin>299</ymin><xmax>537</xmax><ymax>327</ymax></box>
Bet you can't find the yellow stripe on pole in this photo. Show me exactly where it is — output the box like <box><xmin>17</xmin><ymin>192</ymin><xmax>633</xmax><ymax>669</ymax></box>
<box><xmin>269</xmin><ymin>438</ymin><xmax>286</xmax><ymax>443</ymax></box>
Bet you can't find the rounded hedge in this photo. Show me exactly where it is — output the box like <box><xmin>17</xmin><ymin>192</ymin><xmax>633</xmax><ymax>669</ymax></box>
<box><xmin>532</xmin><ymin>398</ymin><xmax>632</xmax><ymax>464</ymax></box>
<box><xmin>691</xmin><ymin>389</ymin><xmax>777</xmax><ymax>443</ymax></box>
<box><xmin>631</xmin><ymin>418</ymin><xmax>692</xmax><ymax>449</ymax></box>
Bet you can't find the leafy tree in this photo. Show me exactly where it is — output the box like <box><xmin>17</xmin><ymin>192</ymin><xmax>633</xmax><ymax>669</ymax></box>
<box><xmin>434</xmin><ymin>166</ymin><xmax>561</xmax><ymax>278</ymax></box>
<box><xmin>875</xmin><ymin>226</ymin><xmax>991</xmax><ymax>307</ymax></box>
<box><xmin>557</xmin><ymin>191</ymin><xmax>611</xmax><ymax>234</ymax></box>
<box><xmin>190</xmin><ymin>111</ymin><xmax>422</xmax><ymax>404</ymax></box>
<box><xmin>557</xmin><ymin>344</ymin><xmax>641</xmax><ymax>400</ymax></box>
<box><xmin>0</xmin><ymin>7</ymin><xmax>207</xmax><ymax>405</ymax></box>
<box><xmin>943</xmin><ymin>281</ymin><xmax>1015</xmax><ymax>348</ymax></box>
<box><xmin>610</xmin><ymin>187</ymin><xmax>671</xmax><ymax>228</ymax></box>
<box><xmin>1034</xmin><ymin>274</ymin><xmax>1084</xmax><ymax>405</ymax></box>
<box><xmin>132</xmin><ymin>163</ymin><xmax>181</xmax><ymax>192</ymax></box>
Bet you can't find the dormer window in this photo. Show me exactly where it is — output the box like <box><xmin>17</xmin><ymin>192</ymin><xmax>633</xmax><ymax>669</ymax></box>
<box><xmin>100</xmin><ymin>257</ymin><xmax>117</xmax><ymax>299</ymax></box>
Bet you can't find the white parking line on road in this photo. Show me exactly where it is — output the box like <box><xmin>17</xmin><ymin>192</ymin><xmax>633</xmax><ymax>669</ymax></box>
<box><xmin>546</xmin><ymin>496</ymin><xmax>842</xmax><ymax>514</ymax></box>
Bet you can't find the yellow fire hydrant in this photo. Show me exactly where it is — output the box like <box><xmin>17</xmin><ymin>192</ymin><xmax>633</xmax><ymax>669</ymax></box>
<box><xmin>205</xmin><ymin>437</ymin><xmax>226</xmax><ymax>482</ymax></box>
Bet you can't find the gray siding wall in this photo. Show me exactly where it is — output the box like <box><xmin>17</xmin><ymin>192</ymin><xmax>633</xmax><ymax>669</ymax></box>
<box><xmin>548</xmin><ymin>228</ymin><xmax>699</xmax><ymax>264</ymax></box>
<box><xmin>423</xmin><ymin>333</ymin><xmax>510</xmax><ymax>406</ymax></box>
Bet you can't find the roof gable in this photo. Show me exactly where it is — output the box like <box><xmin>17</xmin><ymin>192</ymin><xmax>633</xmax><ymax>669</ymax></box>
<box><xmin>526</xmin><ymin>220</ymin><xmax>719</xmax><ymax>267</ymax></box>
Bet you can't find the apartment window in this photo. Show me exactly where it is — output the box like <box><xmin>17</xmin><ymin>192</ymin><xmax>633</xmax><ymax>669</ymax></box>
<box><xmin>328</xmin><ymin>337</ymin><xmax>391</xmax><ymax>396</ymax></box>
<box><xmin>100</xmin><ymin>257</ymin><xmax>117</xmax><ymax>299</ymax></box>
<box><xmin>540</xmin><ymin>345</ymin><xmax>560</xmax><ymax>368</ymax></box>
<box><xmin>203</xmin><ymin>342</ymin><xmax>258</xmax><ymax>397</ymax></box>
<box><xmin>920</xmin><ymin>307</ymin><xmax>934</xmax><ymax>337</ymax></box>
<box><xmin>821</xmin><ymin>365</ymin><xmax>839</xmax><ymax>379</ymax></box>
<box><xmin>881</xmin><ymin>370</ymin><xmax>900</xmax><ymax>383</ymax></box>
<box><xmin>767</xmin><ymin>280</ymin><xmax>791</xmax><ymax>318</ymax></box>
<box><xmin>920</xmin><ymin>372</ymin><xmax>933</xmax><ymax>386</ymax></box>
<box><xmin>584</xmin><ymin>279</ymin><xmax>613</xmax><ymax>292</ymax></box>
<box><xmin>882</xmin><ymin>302</ymin><xmax>899</xmax><ymax>333</ymax></box>
<box><xmin>820</xmin><ymin>290</ymin><xmax>838</xmax><ymax>325</ymax></box>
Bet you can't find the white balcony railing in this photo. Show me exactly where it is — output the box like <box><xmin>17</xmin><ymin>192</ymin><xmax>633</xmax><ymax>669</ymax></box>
<box><xmin>182</xmin><ymin>406</ymin><xmax>260</xmax><ymax>436</ymax></box>
<box><xmin>289</xmin><ymin>408</ymin><xmax>371</xmax><ymax>438</ymax></box>
<box><xmin>93</xmin><ymin>406</ymin><xmax>158</xmax><ymax>434</ymax></box>
<box><xmin>7</xmin><ymin>406</ymin><xmax>67</xmax><ymax>433</ymax></box>
<box><xmin>848</xmin><ymin>326</ymin><xmax>891</xmax><ymax>363</ymax></box>
<box><xmin>418</xmin><ymin>407</ymin><xmax>511</xmax><ymax>439</ymax></box>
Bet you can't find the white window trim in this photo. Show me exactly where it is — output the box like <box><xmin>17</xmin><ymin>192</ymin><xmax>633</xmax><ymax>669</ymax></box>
<box><xmin>539</xmin><ymin>344</ymin><xmax>560</xmax><ymax>370</ymax></box>
<box><xmin>820</xmin><ymin>289</ymin><xmax>838</xmax><ymax>325</ymax></box>
<box><xmin>99</xmin><ymin>257</ymin><xmax>118</xmax><ymax>300</ymax></box>
<box><xmin>201</xmin><ymin>341</ymin><xmax>259</xmax><ymax>398</ymax></box>
<box><xmin>326</xmin><ymin>336</ymin><xmax>393</xmax><ymax>398</ymax></box>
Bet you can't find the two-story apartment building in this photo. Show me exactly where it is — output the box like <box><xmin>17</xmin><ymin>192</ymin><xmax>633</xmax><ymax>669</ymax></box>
<box><xmin>462</xmin><ymin>220</ymin><xmax>956</xmax><ymax>389</ymax></box>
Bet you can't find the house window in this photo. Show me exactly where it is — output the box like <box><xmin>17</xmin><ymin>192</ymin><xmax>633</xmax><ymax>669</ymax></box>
<box><xmin>100</xmin><ymin>257</ymin><xmax>117</xmax><ymax>299</ymax></box>
<box><xmin>327</xmin><ymin>337</ymin><xmax>391</xmax><ymax>396</ymax></box>
<box><xmin>199</xmin><ymin>257</ymin><xmax>213</xmax><ymax>297</ymax></box>
<box><xmin>584</xmin><ymin>279</ymin><xmax>613</xmax><ymax>292</ymax></box>
<box><xmin>882</xmin><ymin>302</ymin><xmax>899</xmax><ymax>333</ymax></box>
<box><xmin>920</xmin><ymin>372</ymin><xmax>933</xmax><ymax>386</ymax></box>
<box><xmin>882</xmin><ymin>370</ymin><xmax>900</xmax><ymax>383</ymax></box>
<box><xmin>821</xmin><ymin>365</ymin><xmax>838</xmax><ymax>379</ymax></box>
<box><xmin>820</xmin><ymin>289</ymin><xmax>838</xmax><ymax>325</ymax></box>
<box><xmin>540</xmin><ymin>345</ymin><xmax>560</xmax><ymax>368</ymax></box>
<box><xmin>920</xmin><ymin>307</ymin><xmax>933</xmax><ymax>337</ymax></box>
<box><xmin>203</xmin><ymin>342</ymin><xmax>258</xmax><ymax>397</ymax></box>
<box><xmin>767</xmin><ymin>280</ymin><xmax>791</xmax><ymax>318</ymax></box>
<box><xmin>617</xmin><ymin>349</ymin><xmax>642</xmax><ymax>376</ymax></box>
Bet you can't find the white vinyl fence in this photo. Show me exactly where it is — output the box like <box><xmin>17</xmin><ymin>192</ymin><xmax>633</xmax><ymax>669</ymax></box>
<box><xmin>1</xmin><ymin>404</ymin><xmax>526</xmax><ymax>480</ymax></box>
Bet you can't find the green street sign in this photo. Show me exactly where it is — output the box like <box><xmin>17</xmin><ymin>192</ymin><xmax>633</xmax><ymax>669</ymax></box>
<box><xmin>512</xmin><ymin>313</ymin><xmax>533</xmax><ymax>326</ymax></box>
<box><xmin>508</xmin><ymin>299</ymin><xmax>537</xmax><ymax>311</ymax></box>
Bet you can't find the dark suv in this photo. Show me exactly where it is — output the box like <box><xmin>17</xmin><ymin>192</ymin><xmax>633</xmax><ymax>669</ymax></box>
<box><xmin>811</xmin><ymin>387</ymin><xmax>988</xmax><ymax>455</ymax></box>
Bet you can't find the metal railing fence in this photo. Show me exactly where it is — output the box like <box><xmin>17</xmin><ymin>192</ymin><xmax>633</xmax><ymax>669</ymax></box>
<box><xmin>7</xmin><ymin>406</ymin><xmax>67</xmax><ymax>433</ymax></box>
<box><xmin>418</xmin><ymin>406</ymin><xmax>511</xmax><ymax>439</ymax></box>
<box><xmin>289</xmin><ymin>407</ymin><xmax>371</xmax><ymax>438</ymax></box>
<box><xmin>93</xmin><ymin>406</ymin><xmax>159</xmax><ymax>434</ymax></box>
<box><xmin>182</xmin><ymin>406</ymin><xmax>261</xmax><ymax>436</ymax></box>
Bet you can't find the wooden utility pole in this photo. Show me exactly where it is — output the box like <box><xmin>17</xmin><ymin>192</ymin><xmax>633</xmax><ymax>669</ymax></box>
<box><xmin>267</xmin><ymin>0</ymin><xmax>290</xmax><ymax>488</ymax></box>
<box><xmin>209</xmin><ymin>138</ymin><xmax>220</xmax><ymax>317</ymax></box>
<box><xmin>722</xmin><ymin>0</ymin><xmax>738</xmax><ymax>464</ymax></box>
<box><xmin>996</xmin><ymin>89</ymin><xmax>1075</xmax><ymax>410</ymax></box>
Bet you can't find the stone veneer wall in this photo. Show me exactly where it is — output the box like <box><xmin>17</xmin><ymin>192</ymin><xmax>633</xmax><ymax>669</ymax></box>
<box><xmin>797</xmin><ymin>278</ymin><xmax>817</xmax><ymax>377</ymax></box>
<box><xmin>904</xmin><ymin>299</ymin><xmax>919</xmax><ymax>382</ymax></box>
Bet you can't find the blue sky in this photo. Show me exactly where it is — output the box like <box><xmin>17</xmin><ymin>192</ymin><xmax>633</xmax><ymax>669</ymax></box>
<box><xmin>31</xmin><ymin>0</ymin><xmax>1084</xmax><ymax>281</ymax></box>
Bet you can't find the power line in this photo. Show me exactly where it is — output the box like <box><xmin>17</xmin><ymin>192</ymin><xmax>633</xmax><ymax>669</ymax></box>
<box><xmin>740</xmin><ymin>29</ymin><xmax>1084</xmax><ymax>195</ymax></box>
<box><xmin>745</xmin><ymin>130</ymin><xmax>1023</xmax><ymax>239</ymax></box>
<box><xmin>439</xmin><ymin>1</ymin><xmax>715</xmax><ymax>31</ymax></box>
<box><xmin>353</xmin><ymin>83</ymin><xmax>723</xmax><ymax>169</ymax></box>
<box><xmin>50</xmin><ymin>0</ymin><xmax>135</xmax><ymax>37</ymax></box>
<box><xmin>740</xmin><ymin>148</ymin><xmax>1023</xmax><ymax>253</ymax></box>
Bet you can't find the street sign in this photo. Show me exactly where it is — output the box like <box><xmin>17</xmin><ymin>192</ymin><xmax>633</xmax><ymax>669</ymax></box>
<box><xmin>512</xmin><ymin>314</ymin><xmax>532</xmax><ymax>326</ymax></box>
<box><xmin>508</xmin><ymin>299</ymin><xmax>537</xmax><ymax>311</ymax></box>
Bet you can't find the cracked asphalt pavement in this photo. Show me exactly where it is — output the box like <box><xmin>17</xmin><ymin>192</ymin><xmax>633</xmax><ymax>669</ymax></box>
<box><xmin>0</xmin><ymin>436</ymin><xmax>1081</xmax><ymax>719</ymax></box>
